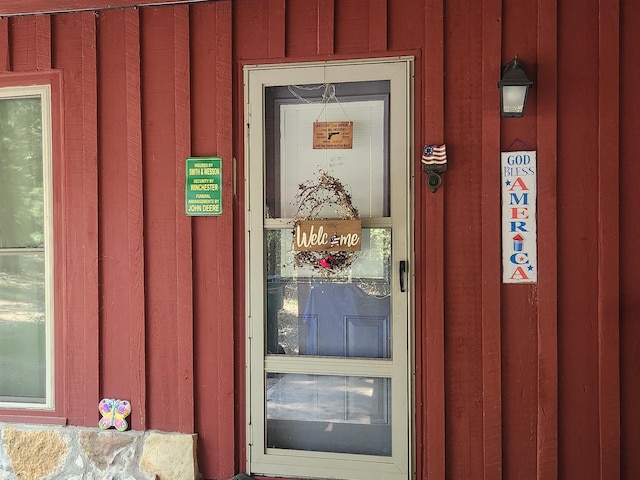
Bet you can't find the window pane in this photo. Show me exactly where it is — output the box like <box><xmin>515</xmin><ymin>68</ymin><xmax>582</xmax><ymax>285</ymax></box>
<box><xmin>0</xmin><ymin>91</ymin><xmax>48</xmax><ymax>406</ymax></box>
<box><xmin>0</xmin><ymin>97</ymin><xmax>44</xmax><ymax>249</ymax></box>
<box><xmin>266</xmin><ymin>373</ymin><xmax>391</xmax><ymax>456</ymax></box>
<box><xmin>0</xmin><ymin>254</ymin><xmax>46</xmax><ymax>403</ymax></box>
<box><xmin>266</xmin><ymin>228</ymin><xmax>391</xmax><ymax>357</ymax></box>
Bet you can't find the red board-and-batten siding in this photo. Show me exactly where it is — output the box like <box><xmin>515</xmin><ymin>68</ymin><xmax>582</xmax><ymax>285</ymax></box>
<box><xmin>0</xmin><ymin>2</ymin><xmax>235</xmax><ymax>479</ymax></box>
<box><xmin>0</xmin><ymin>1</ymin><xmax>637</xmax><ymax>480</ymax></box>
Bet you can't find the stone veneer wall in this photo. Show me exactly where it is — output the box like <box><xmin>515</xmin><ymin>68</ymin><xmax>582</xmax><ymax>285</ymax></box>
<box><xmin>0</xmin><ymin>424</ymin><xmax>199</xmax><ymax>480</ymax></box>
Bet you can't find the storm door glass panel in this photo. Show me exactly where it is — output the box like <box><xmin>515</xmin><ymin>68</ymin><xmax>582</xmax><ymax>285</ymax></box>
<box><xmin>278</xmin><ymin>99</ymin><xmax>387</xmax><ymax>218</ymax></box>
<box><xmin>266</xmin><ymin>374</ymin><xmax>391</xmax><ymax>456</ymax></box>
<box><xmin>265</xmin><ymin>80</ymin><xmax>391</xmax><ymax>364</ymax></box>
<box><xmin>263</xmin><ymin>79</ymin><xmax>393</xmax><ymax>458</ymax></box>
<box><xmin>266</xmin><ymin>227</ymin><xmax>391</xmax><ymax>357</ymax></box>
<box><xmin>0</xmin><ymin>92</ymin><xmax>50</xmax><ymax>406</ymax></box>
<box><xmin>264</xmin><ymin>81</ymin><xmax>390</xmax><ymax>219</ymax></box>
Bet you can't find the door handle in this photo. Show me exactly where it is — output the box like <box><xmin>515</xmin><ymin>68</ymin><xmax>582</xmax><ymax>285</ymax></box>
<box><xmin>399</xmin><ymin>260</ymin><xmax>407</xmax><ymax>292</ymax></box>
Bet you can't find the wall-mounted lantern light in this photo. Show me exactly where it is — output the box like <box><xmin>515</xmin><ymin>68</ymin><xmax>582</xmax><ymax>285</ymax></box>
<box><xmin>498</xmin><ymin>56</ymin><xmax>533</xmax><ymax>117</ymax></box>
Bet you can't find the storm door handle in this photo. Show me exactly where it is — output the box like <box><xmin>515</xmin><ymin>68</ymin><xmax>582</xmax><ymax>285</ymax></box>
<box><xmin>399</xmin><ymin>260</ymin><xmax>407</xmax><ymax>292</ymax></box>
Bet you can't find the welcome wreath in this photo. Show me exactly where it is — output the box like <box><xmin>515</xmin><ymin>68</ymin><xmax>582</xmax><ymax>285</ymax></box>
<box><xmin>291</xmin><ymin>170</ymin><xmax>360</xmax><ymax>274</ymax></box>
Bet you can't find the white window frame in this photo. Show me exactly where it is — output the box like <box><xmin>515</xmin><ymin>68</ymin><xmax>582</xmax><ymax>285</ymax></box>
<box><xmin>0</xmin><ymin>85</ymin><xmax>55</xmax><ymax>410</ymax></box>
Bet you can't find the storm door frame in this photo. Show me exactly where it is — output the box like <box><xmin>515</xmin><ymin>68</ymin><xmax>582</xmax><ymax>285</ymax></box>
<box><xmin>244</xmin><ymin>57</ymin><xmax>415</xmax><ymax>480</ymax></box>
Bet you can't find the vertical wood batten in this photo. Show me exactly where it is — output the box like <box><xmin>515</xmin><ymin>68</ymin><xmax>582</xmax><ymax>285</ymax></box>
<box><xmin>481</xmin><ymin>0</ymin><xmax>502</xmax><ymax>478</ymax></box>
<box><xmin>173</xmin><ymin>5</ymin><xmax>194</xmax><ymax>433</ymax></box>
<box><xmin>597</xmin><ymin>0</ymin><xmax>621</xmax><ymax>477</ymax></box>
<box><xmin>96</xmin><ymin>7</ymin><xmax>146</xmax><ymax>430</ymax></box>
<box><xmin>268</xmin><ymin>0</ymin><xmax>285</xmax><ymax>58</ymax></box>
<box><xmin>124</xmin><ymin>7</ymin><xmax>146</xmax><ymax>431</ymax></box>
<box><xmin>35</xmin><ymin>15</ymin><xmax>50</xmax><ymax>69</ymax></box>
<box><xmin>557</xmin><ymin>2</ymin><xmax>601</xmax><ymax>476</ymax></box>
<box><xmin>0</xmin><ymin>18</ymin><xmax>10</xmax><ymax>71</ymax></box>
<box><xmin>141</xmin><ymin>5</ymin><xmax>193</xmax><ymax>433</ymax></box>
<box><xmin>619</xmin><ymin>2</ymin><xmax>640</xmax><ymax>477</ymax></box>
<box><xmin>191</xmin><ymin>2</ymin><xmax>235</xmax><ymax>478</ymax></box>
<box><xmin>368</xmin><ymin>0</ymin><xmax>386</xmax><ymax>51</ymax></box>
<box><xmin>422</xmin><ymin>1</ymin><xmax>445</xmax><ymax>478</ymax></box>
<box><xmin>536</xmin><ymin>0</ymin><xmax>559</xmax><ymax>477</ymax></box>
<box><xmin>53</xmin><ymin>11</ymin><xmax>100</xmax><ymax>425</ymax></box>
<box><xmin>500</xmin><ymin>6</ymin><xmax>539</xmax><ymax>477</ymax></box>
<box><xmin>317</xmin><ymin>0</ymin><xmax>334</xmax><ymax>55</ymax></box>
<box><xmin>443</xmin><ymin>0</ymin><xmax>485</xmax><ymax>476</ymax></box>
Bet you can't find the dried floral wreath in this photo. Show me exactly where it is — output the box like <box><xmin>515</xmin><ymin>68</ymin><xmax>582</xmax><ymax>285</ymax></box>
<box><xmin>292</xmin><ymin>170</ymin><xmax>359</xmax><ymax>273</ymax></box>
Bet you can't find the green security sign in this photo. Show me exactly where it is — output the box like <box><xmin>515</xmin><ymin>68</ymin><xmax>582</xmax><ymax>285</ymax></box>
<box><xmin>185</xmin><ymin>157</ymin><xmax>222</xmax><ymax>216</ymax></box>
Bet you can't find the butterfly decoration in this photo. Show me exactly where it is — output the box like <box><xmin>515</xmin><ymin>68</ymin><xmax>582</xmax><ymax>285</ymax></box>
<box><xmin>98</xmin><ymin>398</ymin><xmax>132</xmax><ymax>432</ymax></box>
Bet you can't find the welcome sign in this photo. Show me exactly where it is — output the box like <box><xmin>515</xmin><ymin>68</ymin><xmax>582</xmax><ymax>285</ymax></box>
<box><xmin>501</xmin><ymin>151</ymin><xmax>537</xmax><ymax>283</ymax></box>
<box><xmin>294</xmin><ymin>219</ymin><xmax>362</xmax><ymax>252</ymax></box>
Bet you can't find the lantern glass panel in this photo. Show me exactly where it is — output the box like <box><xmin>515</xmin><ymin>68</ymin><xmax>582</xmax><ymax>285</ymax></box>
<box><xmin>502</xmin><ymin>85</ymin><xmax>528</xmax><ymax>114</ymax></box>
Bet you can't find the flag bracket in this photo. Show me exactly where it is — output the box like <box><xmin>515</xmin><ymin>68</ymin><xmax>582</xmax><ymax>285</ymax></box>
<box><xmin>421</xmin><ymin>144</ymin><xmax>447</xmax><ymax>193</ymax></box>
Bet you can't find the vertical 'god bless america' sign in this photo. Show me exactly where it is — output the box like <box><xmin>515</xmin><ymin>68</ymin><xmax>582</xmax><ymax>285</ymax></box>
<box><xmin>501</xmin><ymin>151</ymin><xmax>537</xmax><ymax>283</ymax></box>
<box><xmin>293</xmin><ymin>219</ymin><xmax>362</xmax><ymax>252</ymax></box>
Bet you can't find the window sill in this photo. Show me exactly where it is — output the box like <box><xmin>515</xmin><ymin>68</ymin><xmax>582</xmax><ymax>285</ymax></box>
<box><xmin>0</xmin><ymin>414</ymin><xmax>67</xmax><ymax>425</ymax></box>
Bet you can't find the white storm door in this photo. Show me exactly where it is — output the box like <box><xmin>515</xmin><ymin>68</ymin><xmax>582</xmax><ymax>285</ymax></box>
<box><xmin>245</xmin><ymin>58</ymin><xmax>413</xmax><ymax>480</ymax></box>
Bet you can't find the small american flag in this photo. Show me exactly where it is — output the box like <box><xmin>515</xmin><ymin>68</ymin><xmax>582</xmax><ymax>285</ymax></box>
<box><xmin>329</xmin><ymin>235</ymin><xmax>339</xmax><ymax>247</ymax></box>
<box><xmin>421</xmin><ymin>144</ymin><xmax>447</xmax><ymax>165</ymax></box>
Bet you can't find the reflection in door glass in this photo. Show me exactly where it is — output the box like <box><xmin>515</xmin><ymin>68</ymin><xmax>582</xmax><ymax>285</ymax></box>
<box><xmin>266</xmin><ymin>373</ymin><xmax>391</xmax><ymax>456</ymax></box>
<box><xmin>266</xmin><ymin>228</ymin><xmax>391</xmax><ymax>358</ymax></box>
<box><xmin>264</xmin><ymin>81</ymin><xmax>390</xmax><ymax>219</ymax></box>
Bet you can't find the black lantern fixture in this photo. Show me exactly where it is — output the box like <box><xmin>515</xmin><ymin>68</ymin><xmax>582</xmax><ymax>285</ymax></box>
<box><xmin>498</xmin><ymin>56</ymin><xmax>533</xmax><ymax>117</ymax></box>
